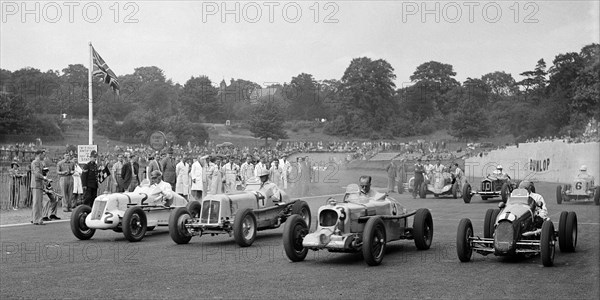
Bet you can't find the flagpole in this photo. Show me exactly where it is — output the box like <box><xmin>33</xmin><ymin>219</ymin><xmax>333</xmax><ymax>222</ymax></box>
<box><xmin>88</xmin><ymin>42</ymin><xmax>93</xmax><ymax>145</ymax></box>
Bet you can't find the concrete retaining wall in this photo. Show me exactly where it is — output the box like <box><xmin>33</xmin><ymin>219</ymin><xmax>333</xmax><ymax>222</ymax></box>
<box><xmin>465</xmin><ymin>141</ymin><xmax>599</xmax><ymax>184</ymax></box>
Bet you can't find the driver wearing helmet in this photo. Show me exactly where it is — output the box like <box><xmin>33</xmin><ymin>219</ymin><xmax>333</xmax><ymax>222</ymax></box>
<box><xmin>257</xmin><ymin>168</ymin><xmax>282</xmax><ymax>206</ymax></box>
<box><xmin>519</xmin><ymin>180</ymin><xmax>548</xmax><ymax>225</ymax></box>
<box><xmin>491</xmin><ymin>165</ymin><xmax>509</xmax><ymax>180</ymax></box>
<box><xmin>576</xmin><ymin>165</ymin><xmax>595</xmax><ymax>186</ymax></box>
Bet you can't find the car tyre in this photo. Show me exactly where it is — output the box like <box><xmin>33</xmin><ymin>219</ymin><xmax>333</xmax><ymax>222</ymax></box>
<box><xmin>363</xmin><ymin>216</ymin><xmax>386</xmax><ymax>266</ymax></box>
<box><xmin>233</xmin><ymin>208</ymin><xmax>257</xmax><ymax>247</ymax></box>
<box><xmin>282</xmin><ymin>215</ymin><xmax>309</xmax><ymax>262</ymax></box>
<box><xmin>462</xmin><ymin>183</ymin><xmax>472</xmax><ymax>204</ymax></box>
<box><xmin>291</xmin><ymin>200</ymin><xmax>312</xmax><ymax>229</ymax></box>
<box><xmin>456</xmin><ymin>218</ymin><xmax>473</xmax><ymax>262</ymax></box>
<box><xmin>70</xmin><ymin>205</ymin><xmax>95</xmax><ymax>240</ymax></box>
<box><xmin>559</xmin><ymin>211</ymin><xmax>577</xmax><ymax>252</ymax></box>
<box><xmin>500</xmin><ymin>183</ymin><xmax>510</xmax><ymax>203</ymax></box>
<box><xmin>419</xmin><ymin>182</ymin><xmax>427</xmax><ymax>199</ymax></box>
<box><xmin>556</xmin><ymin>185</ymin><xmax>563</xmax><ymax>204</ymax></box>
<box><xmin>540</xmin><ymin>220</ymin><xmax>555</xmax><ymax>267</ymax></box>
<box><xmin>123</xmin><ymin>206</ymin><xmax>147</xmax><ymax>242</ymax></box>
<box><xmin>186</xmin><ymin>200</ymin><xmax>202</xmax><ymax>218</ymax></box>
<box><xmin>483</xmin><ymin>208</ymin><xmax>494</xmax><ymax>238</ymax></box>
<box><xmin>451</xmin><ymin>182</ymin><xmax>460</xmax><ymax>199</ymax></box>
<box><xmin>594</xmin><ymin>188</ymin><xmax>599</xmax><ymax>205</ymax></box>
<box><xmin>169</xmin><ymin>207</ymin><xmax>193</xmax><ymax>244</ymax></box>
<box><xmin>413</xmin><ymin>208</ymin><xmax>433</xmax><ymax>250</ymax></box>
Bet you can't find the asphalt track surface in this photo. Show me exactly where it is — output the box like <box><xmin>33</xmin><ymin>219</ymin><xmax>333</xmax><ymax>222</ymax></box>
<box><xmin>1</xmin><ymin>180</ymin><xmax>598</xmax><ymax>299</ymax></box>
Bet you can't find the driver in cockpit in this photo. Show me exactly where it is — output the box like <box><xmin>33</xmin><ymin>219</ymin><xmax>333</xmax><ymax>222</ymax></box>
<box><xmin>519</xmin><ymin>180</ymin><xmax>548</xmax><ymax>226</ymax></box>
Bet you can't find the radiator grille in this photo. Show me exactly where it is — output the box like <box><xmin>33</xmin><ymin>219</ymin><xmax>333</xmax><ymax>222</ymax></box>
<box><xmin>90</xmin><ymin>200</ymin><xmax>106</xmax><ymax>220</ymax></box>
<box><xmin>494</xmin><ymin>221</ymin><xmax>514</xmax><ymax>252</ymax></box>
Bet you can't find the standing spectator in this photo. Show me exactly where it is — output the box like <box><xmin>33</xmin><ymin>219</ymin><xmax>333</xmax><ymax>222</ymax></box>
<box><xmin>9</xmin><ymin>159</ymin><xmax>23</xmax><ymax>210</ymax></box>
<box><xmin>253</xmin><ymin>156</ymin><xmax>266</xmax><ymax>177</ymax></box>
<box><xmin>190</xmin><ymin>155</ymin><xmax>204</xmax><ymax>200</ymax></box>
<box><xmin>175</xmin><ymin>156</ymin><xmax>190</xmax><ymax>199</ymax></box>
<box><xmin>30</xmin><ymin>149</ymin><xmax>46</xmax><ymax>225</ymax></box>
<box><xmin>146</xmin><ymin>151</ymin><xmax>161</xmax><ymax>180</ymax></box>
<box><xmin>300</xmin><ymin>157</ymin><xmax>310</xmax><ymax>196</ymax></box>
<box><xmin>128</xmin><ymin>153</ymin><xmax>140</xmax><ymax>192</ymax></box>
<box><xmin>386</xmin><ymin>159</ymin><xmax>397</xmax><ymax>193</ymax></box>
<box><xmin>240</xmin><ymin>156</ymin><xmax>254</xmax><ymax>187</ymax></box>
<box><xmin>111</xmin><ymin>154</ymin><xmax>124</xmax><ymax>192</ymax></box>
<box><xmin>270</xmin><ymin>159</ymin><xmax>283</xmax><ymax>187</ymax></box>
<box><xmin>279</xmin><ymin>155</ymin><xmax>291</xmax><ymax>190</ymax></box>
<box><xmin>160</xmin><ymin>148</ymin><xmax>177</xmax><ymax>191</ymax></box>
<box><xmin>397</xmin><ymin>159</ymin><xmax>407</xmax><ymax>194</ymax></box>
<box><xmin>222</xmin><ymin>156</ymin><xmax>238</xmax><ymax>193</ymax></box>
<box><xmin>413</xmin><ymin>158</ymin><xmax>425</xmax><ymax>199</ymax></box>
<box><xmin>81</xmin><ymin>150</ymin><xmax>100</xmax><ymax>206</ymax></box>
<box><xmin>41</xmin><ymin>167</ymin><xmax>60</xmax><ymax>221</ymax></box>
<box><xmin>57</xmin><ymin>153</ymin><xmax>74</xmax><ymax>212</ymax></box>
<box><xmin>72</xmin><ymin>157</ymin><xmax>83</xmax><ymax>206</ymax></box>
<box><xmin>454</xmin><ymin>163</ymin><xmax>465</xmax><ymax>190</ymax></box>
<box><xmin>207</xmin><ymin>156</ymin><xmax>219</xmax><ymax>195</ymax></box>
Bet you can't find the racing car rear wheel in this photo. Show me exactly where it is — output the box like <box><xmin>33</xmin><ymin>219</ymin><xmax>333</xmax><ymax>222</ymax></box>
<box><xmin>282</xmin><ymin>215</ymin><xmax>309</xmax><ymax>262</ymax></box>
<box><xmin>559</xmin><ymin>211</ymin><xmax>577</xmax><ymax>252</ymax></box>
<box><xmin>186</xmin><ymin>201</ymin><xmax>202</xmax><ymax>218</ymax></box>
<box><xmin>594</xmin><ymin>188</ymin><xmax>599</xmax><ymax>205</ymax></box>
<box><xmin>456</xmin><ymin>218</ymin><xmax>473</xmax><ymax>262</ymax></box>
<box><xmin>123</xmin><ymin>207</ymin><xmax>147</xmax><ymax>242</ymax></box>
<box><xmin>556</xmin><ymin>185</ymin><xmax>563</xmax><ymax>204</ymax></box>
<box><xmin>451</xmin><ymin>182</ymin><xmax>460</xmax><ymax>199</ymax></box>
<box><xmin>291</xmin><ymin>200</ymin><xmax>312</xmax><ymax>229</ymax></box>
<box><xmin>462</xmin><ymin>183</ymin><xmax>472</xmax><ymax>204</ymax></box>
<box><xmin>70</xmin><ymin>205</ymin><xmax>95</xmax><ymax>240</ymax></box>
<box><xmin>419</xmin><ymin>183</ymin><xmax>427</xmax><ymax>199</ymax></box>
<box><xmin>413</xmin><ymin>208</ymin><xmax>433</xmax><ymax>250</ymax></box>
<box><xmin>233</xmin><ymin>208</ymin><xmax>257</xmax><ymax>247</ymax></box>
<box><xmin>483</xmin><ymin>209</ymin><xmax>494</xmax><ymax>238</ymax></box>
<box><xmin>500</xmin><ymin>183</ymin><xmax>510</xmax><ymax>203</ymax></box>
<box><xmin>363</xmin><ymin>216</ymin><xmax>386</xmax><ymax>266</ymax></box>
<box><xmin>540</xmin><ymin>220</ymin><xmax>555</xmax><ymax>267</ymax></box>
<box><xmin>169</xmin><ymin>207</ymin><xmax>193</xmax><ymax>244</ymax></box>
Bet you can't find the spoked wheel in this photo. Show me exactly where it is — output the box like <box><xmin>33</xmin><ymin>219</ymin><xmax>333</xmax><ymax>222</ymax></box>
<box><xmin>233</xmin><ymin>208</ymin><xmax>257</xmax><ymax>247</ymax></box>
<box><xmin>363</xmin><ymin>217</ymin><xmax>386</xmax><ymax>266</ymax></box>
<box><xmin>282</xmin><ymin>215</ymin><xmax>309</xmax><ymax>262</ymax></box>
<box><xmin>123</xmin><ymin>207</ymin><xmax>147</xmax><ymax>242</ymax></box>
<box><xmin>70</xmin><ymin>205</ymin><xmax>95</xmax><ymax>240</ymax></box>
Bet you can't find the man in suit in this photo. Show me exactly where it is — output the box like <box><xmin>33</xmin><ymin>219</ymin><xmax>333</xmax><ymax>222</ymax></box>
<box><xmin>111</xmin><ymin>153</ymin><xmax>124</xmax><ymax>192</ymax></box>
<box><xmin>120</xmin><ymin>154</ymin><xmax>140</xmax><ymax>192</ymax></box>
<box><xmin>160</xmin><ymin>148</ymin><xmax>177</xmax><ymax>191</ymax></box>
<box><xmin>81</xmin><ymin>150</ymin><xmax>100</xmax><ymax>206</ymax></box>
<box><xmin>57</xmin><ymin>153</ymin><xmax>74</xmax><ymax>212</ymax></box>
<box><xmin>30</xmin><ymin>149</ymin><xmax>47</xmax><ymax>225</ymax></box>
<box><xmin>127</xmin><ymin>153</ymin><xmax>140</xmax><ymax>192</ymax></box>
<box><xmin>386</xmin><ymin>159</ymin><xmax>397</xmax><ymax>193</ymax></box>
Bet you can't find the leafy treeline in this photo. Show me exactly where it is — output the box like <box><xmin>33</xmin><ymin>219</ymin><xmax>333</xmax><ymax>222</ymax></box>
<box><xmin>1</xmin><ymin>43</ymin><xmax>598</xmax><ymax>143</ymax></box>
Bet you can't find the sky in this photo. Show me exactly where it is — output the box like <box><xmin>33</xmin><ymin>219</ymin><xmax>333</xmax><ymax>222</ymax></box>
<box><xmin>1</xmin><ymin>0</ymin><xmax>599</xmax><ymax>88</ymax></box>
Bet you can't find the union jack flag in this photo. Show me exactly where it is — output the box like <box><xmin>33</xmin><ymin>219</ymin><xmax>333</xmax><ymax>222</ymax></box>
<box><xmin>92</xmin><ymin>46</ymin><xmax>120</xmax><ymax>94</ymax></box>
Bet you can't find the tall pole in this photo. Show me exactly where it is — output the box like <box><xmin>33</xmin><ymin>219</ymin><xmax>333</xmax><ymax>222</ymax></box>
<box><xmin>88</xmin><ymin>42</ymin><xmax>93</xmax><ymax>145</ymax></box>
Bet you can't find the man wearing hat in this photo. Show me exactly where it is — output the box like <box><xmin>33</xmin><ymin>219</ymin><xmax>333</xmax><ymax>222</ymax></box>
<box><xmin>518</xmin><ymin>180</ymin><xmax>548</xmax><ymax>225</ymax></box>
<box><xmin>413</xmin><ymin>158</ymin><xmax>425</xmax><ymax>199</ymax></box>
<box><xmin>256</xmin><ymin>168</ymin><xmax>282</xmax><ymax>207</ymax></box>
<box><xmin>30</xmin><ymin>149</ymin><xmax>47</xmax><ymax>225</ymax></box>
<box><xmin>149</xmin><ymin>170</ymin><xmax>176</xmax><ymax>206</ymax></box>
<box><xmin>147</xmin><ymin>151</ymin><xmax>161</xmax><ymax>180</ymax></box>
<box><xmin>160</xmin><ymin>148</ymin><xmax>177</xmax><ymax>191</ymax></box>
<box><xmin>9</xmin><ymin>158</ymin><xmax>23</xmax><ymax>210</ymax></box>
<box><xmin>41</xmin><ymin>167</ymin><xmax>61</xmax><ymax>221</ymax></box>
<box><xmin>57</xmin><ymin>153</ymin><xmax>74</xmax><ymax>212</ymax></box>
<box><xmin>81</xmin><ymin>150</ymin><xmax>99</xmax><ymax>206</ymax></box>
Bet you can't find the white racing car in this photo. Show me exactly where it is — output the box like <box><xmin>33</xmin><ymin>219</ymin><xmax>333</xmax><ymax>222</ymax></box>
<box><xmin>70</xmin><ymin>185</ymin><xmax>189</xmax><ymax>242</ymax></box>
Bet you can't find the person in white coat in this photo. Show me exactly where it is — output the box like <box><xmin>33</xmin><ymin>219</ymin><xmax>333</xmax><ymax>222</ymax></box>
<box><xmin>72</xmin><ymin>157</ymin><xmax>83</xmax><ymax>207</ymax></box>
<box><xmin>175</xmin><ymin>156</ymin><xmax>190</xmax><ymax>199</ymax></box>
<box><xmin>190</xmin><ymin>156</ymin><xmax>204</xmax><ymax>200</ymax></box>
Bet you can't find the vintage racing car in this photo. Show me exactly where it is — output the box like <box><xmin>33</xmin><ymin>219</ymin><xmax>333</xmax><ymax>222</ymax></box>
<box><xmin>282</xmin><ymin>183</ymin><xmax>433</xmax><ymax>266</ymax></box>
<box><xmin>556</xmin><ymin>177</ymin><xmax>599</xmax><ymax>205</ymax></box>
<box><xmin>418</xmin><ymin>171</ymin><xmax>460</xmax><ymax>199</ymax></box>
<box><xmin>169</xmin><ymin>178</ymin><xmax>311</xmax><ymax>247</ymax></box>
<box><xmin>456</xmin><ymin>188</ymin><xmax>577</xmax><ymax>267</ymax></box>
<box><xmin>462</xmin><ymin>175</ymin><xmax>529</xmax><ymax>203</ymax></box>
<box><xmin>70</xmin><ymin>185</ymin><xmax>189</xmax><ymax>242</ymax></box>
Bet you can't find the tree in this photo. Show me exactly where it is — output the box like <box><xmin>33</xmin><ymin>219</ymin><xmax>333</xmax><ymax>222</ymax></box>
<box><xmin>180</xmin><ymin>76</ymin><xmax>220</xmax><ymax>122</ymax></box>
<box><xmin>517</xmin><ymin>59</ymin><xmax>547</xmax><ymax>103</ymax></box>
<box><xmin>338</xmin><ymin>57</ymin><xmax>397</xmax><ymax>132</ymax></box>
<box><xmin>449</xmin><ymin>100</ymin><xmax>489</xmax><ymax>140</ymax></box>
<box><xmin>287</xmin><ymin>73</ymin><xmax>324</xmax><ymax>120</ymax></box>
<box><xmin>481</xmin><ymin>71</ymin><xmax>517</xmax><ymax>97</ymax></box>
<box><xmin>409</xmin><ymin>61</ymin><xmax>460</xmax><ymax>115</ymax></box>
<box><xmin>571</xmin><ymin>44</ymin><xmax>600</xmax><ymax>120</ymax></box>
<box><xmin>249</xmin><ymin>100</ymin><xmax>288</xmax><ymax>145</ymax></box>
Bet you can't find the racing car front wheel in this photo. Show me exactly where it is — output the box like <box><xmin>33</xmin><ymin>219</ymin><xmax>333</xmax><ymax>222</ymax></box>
<box><xmin>556</xmin><ymin>185</ymin><xmax>563</xmax><ymax>204</ymax></box>
<box><xmin>558</xmin><ymin>211</ymin><xmax>577</xmax><ymax>253</ymax></box>
<box><xmin>233</xmin><ymin>208</ymin><xmax>257</xmax><ymax>247</ymax></box>
<box><xmin>186</xmin><ymin>201</ymin><xmax>202</xmax><ymax>218</ymax></box>
<box><xmin>123</xmin><ymin>207</ymin><xmax>147</xmax><ymax>242</ymax></box>
<box><xmin>456</xmin><ymin>218</ymin><xmax>473</xmax><ymax>262</ymax></box>
<box><xmin>283</xmin><ymin>214</ymin><xmax>309</xmax><ymax>262</ymax></box>
<box><xmin>169</xmin><ymin>207</ymin><xmax>193</xmax><ymax>244</ymax></box>
<box><xmin>462</xmin><ymin>183</ymin><xmax>472</xmax><ymax>204</ymax></box>
<box><xmin>70</xmin><ymin>205</ymin><xmax>95</xmax><ymax>240</ymax></box>
<box><xmin>540</xmin><ymin>220</ymin><xmax>555</xmax><ymax>267</ymax></box>
<box><xmin>291</xmin><ymin>200</ymin><xmax>312</xmax><ymax>229</ymax></box>
<box><xmin>413</xmin><ymin>208</ymin><xmax>433</xmax><ymax>250</ymax></box>
<box><xmin>363</xmin><ymin>216</ymin><xmax>386</xmax><ymax>266</ymax></box>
